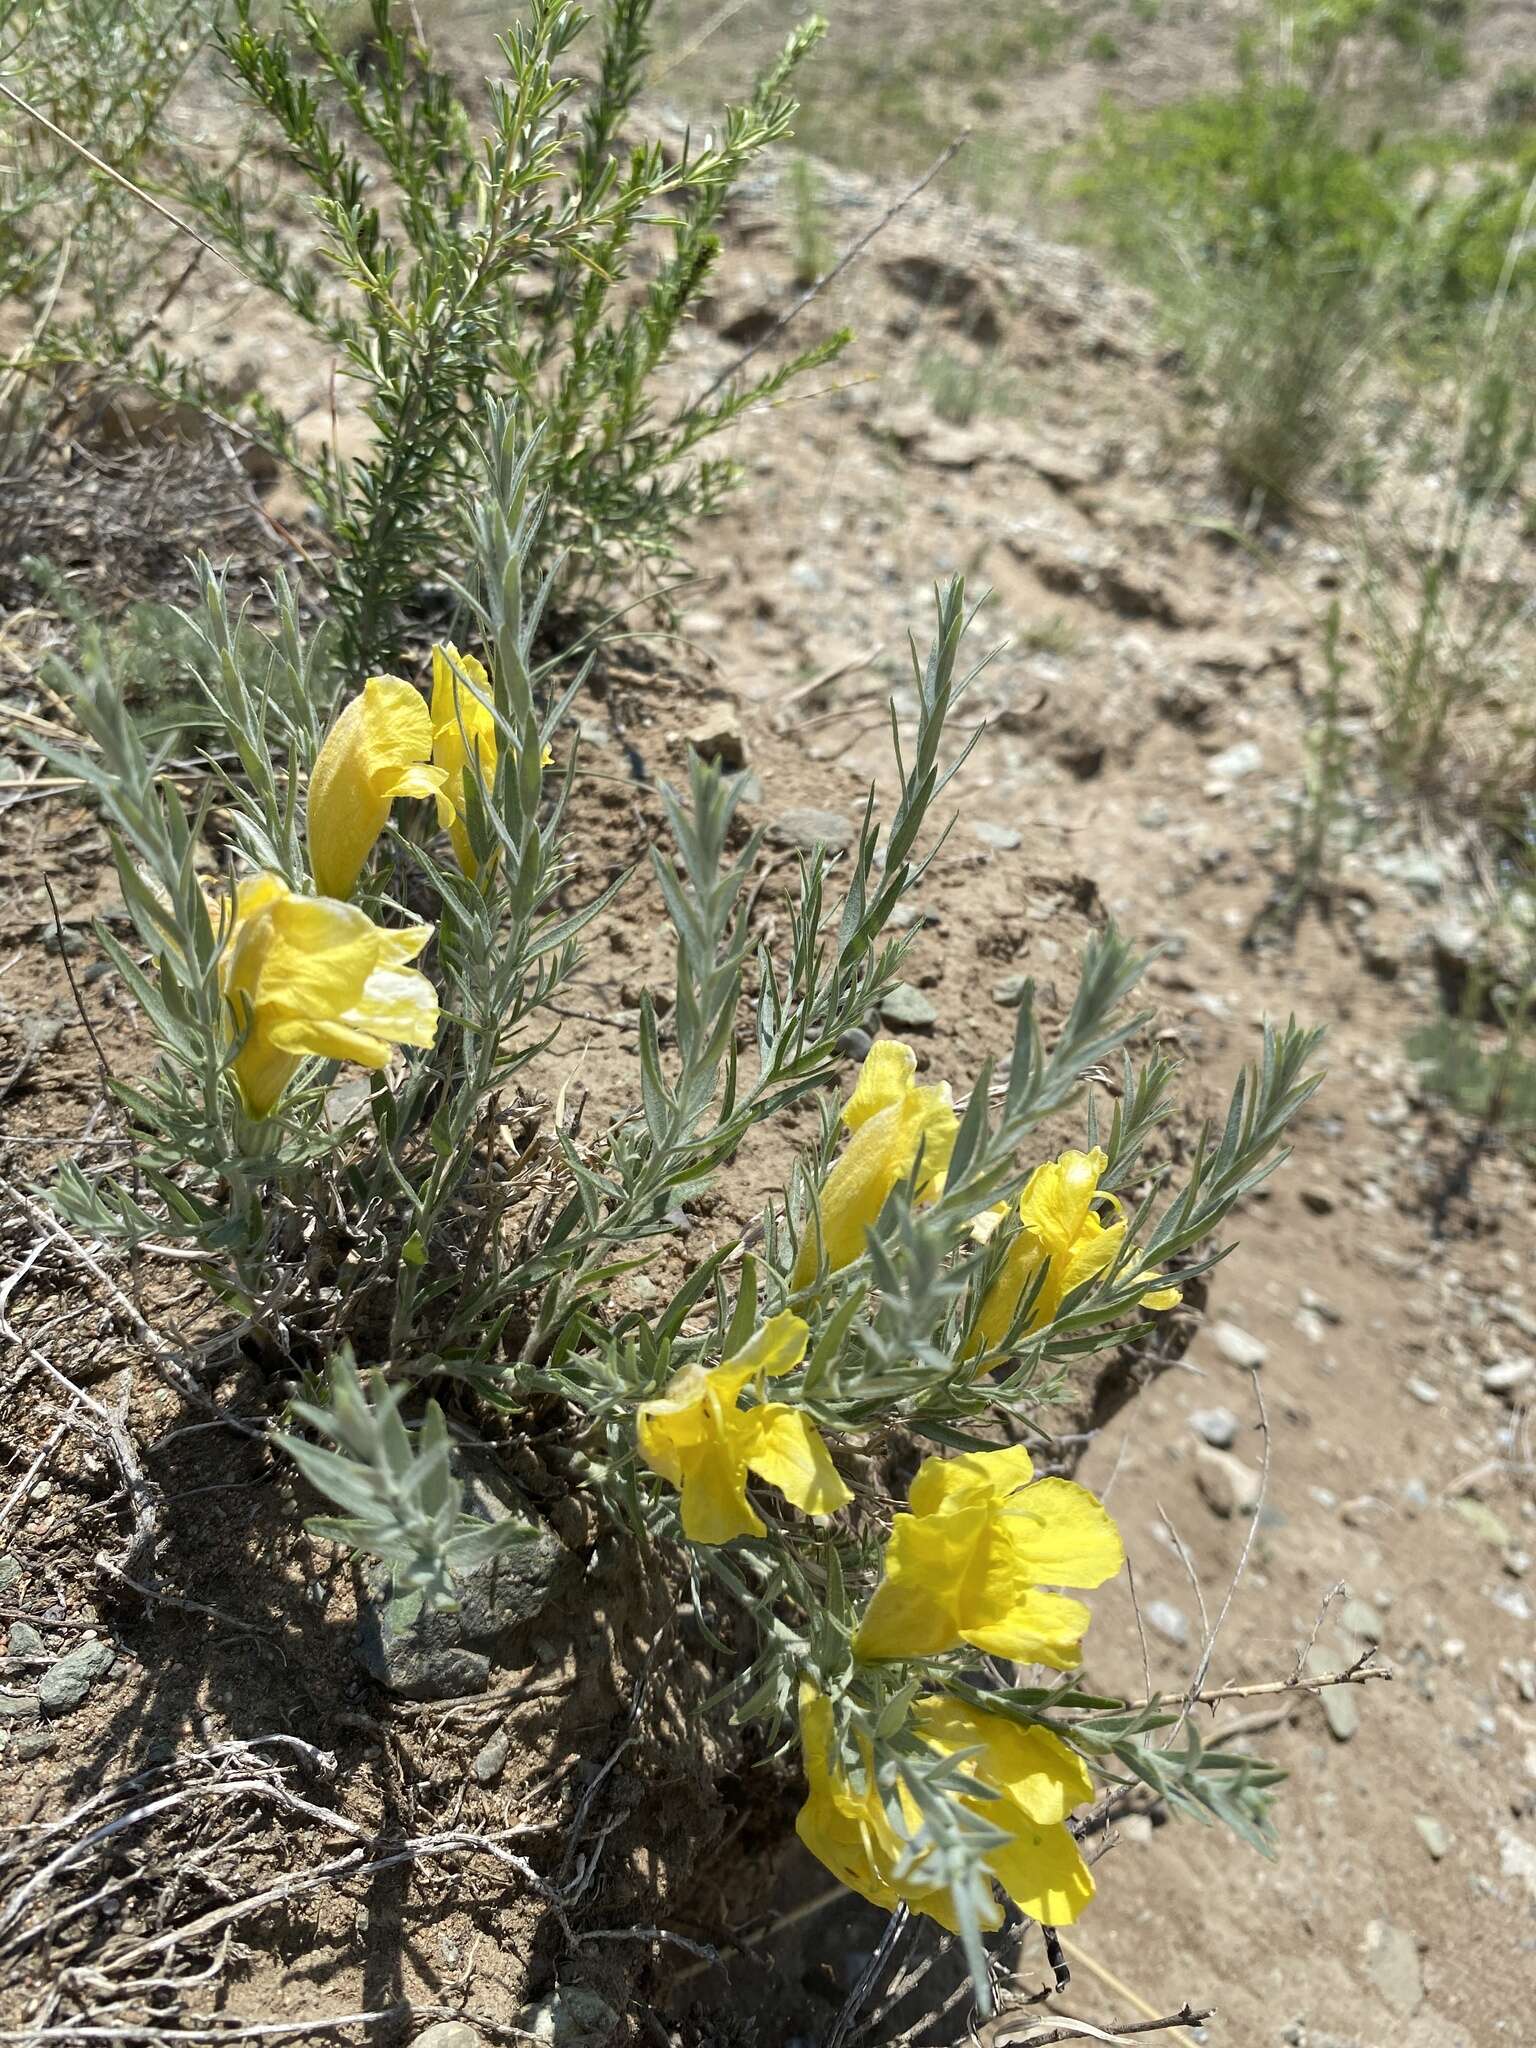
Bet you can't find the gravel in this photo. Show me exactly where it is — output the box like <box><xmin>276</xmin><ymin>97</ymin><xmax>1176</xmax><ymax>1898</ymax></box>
<box><xmin>1189</xmin><ymin>1405</ymin><xmax>1240</xmax><ymax>1449</ymax></box>
<box><xmin>1212</xmin><ymin>1320</ymin><xmax>1267</xmax><ymax>1370</ymax></box>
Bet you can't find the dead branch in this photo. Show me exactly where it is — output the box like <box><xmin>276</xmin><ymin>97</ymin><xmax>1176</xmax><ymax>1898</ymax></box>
<box><xmin>995</xmin><ymin>2006</ymin><xmax>1214</xmax><ymax>2046</ymax></box>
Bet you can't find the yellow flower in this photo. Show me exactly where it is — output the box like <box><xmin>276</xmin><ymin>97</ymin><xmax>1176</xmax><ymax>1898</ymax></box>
<box><xmin>636</xmin><ymin>1312</ymin><xmax>852</xmax><ymax>1544</ymax></box>
<box><xmin>794</xmin><ymin>1684</ymin><xmax>1096</xmax><ymax>1931</ymax></box>
<box><xmin>907</xmin><ymin>1697</ymin><xmax>1096</xmax><ymax>1928</ymax></box>
<box><xmin>792</xmin><ymin>1041</ymin><xmax>958</xmax><ymax>1287</ymax></box>
<box><xmin>217</xmin><ymin>874</ymin><xmax>438</xmax><ymax>1118</ymax></box>
<box><xmin>853</xmin><ymin>1443</ymin><xmax>1123</xmax><ymax>1667</ymax></box>
<box><xmin>430</xmin><ymin>643</ymin><xmax>497</xmax><ymax>876</ymax></box>
<box><xmin>307</xmin><ymin>676</ymin><xmax>447</xmax><ymax>899</ymax></box>
<box><xmin>970</xmin><ymin>1146</ymin><xmax>1180</xmax><ymax>1356</ymax></box>
<box><xmin>795</xmin><ymin>1683</ymin><xmax>910</xmax><ymax>1915</ymax></box>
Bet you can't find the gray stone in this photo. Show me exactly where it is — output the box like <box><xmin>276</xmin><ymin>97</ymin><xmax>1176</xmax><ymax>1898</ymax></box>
<box><xmin>473</xmin><ymin>1724</ymin><xmax>511</xmax><ymax>1786</ymax></box>
<box><xmin>0</xmin><ymin>1689</ymin><xmax>39</xmax><ymax>1722</ymax></box>
<box><xmin>1145</xmin><ymin>1600</ymin><xmax>1190</xmax><ymax>1648</ymax></box>
<box><xmin>767</xmin><ymin>807</ymin><xmax>855</xmax><ymax>852</ymax></box>
<box><xmin>1212</xmin><ymin>1320</ymin><xmax>1267</xmax><ymax>1370</ymax></box>
<box><xmin>1406</xmin><ymin>1376</ymin><xmax>1440</xmax><ymax>1406</ymax></box>
<box><xmin>1363</xmin><ymin>1919</ymin><xmax>1422</xmax><ymax>2016</ymax></box>
<box><xmin>1194</xmin><ymin>1446</ymin><xmax>1263</xmax><ymax>1519</ymax></box>
<box><xmin>1321</xmin><ymin>1687</ymin><xmax>1360</xmax><ymax>1742</ymax></box>
<box><xmin>355</xmin><ymin>1453</ymin><xmax>568</xmax><ymax>1701</ymax></box>
<box><xmin>7</xmin><ymin>1623</ymin><xmax>45</xmax><ymax>1659</ymax></box>
<box><xmin>972</xmin><ymin>820</ymin><xmax>1022</xmax><ymax>852</ymax></box>
<box><xmin>991</xmin><ymin>973</ymin><xmax>1032</xmax><ymax>1008</ymax></box>
<box><xmin>1340</xmin><ymin>1598</ymin><xmax>1383</xmax><ymax>1644</ymax></box>
<box><xmin>0</xmin><ymin>1556</ymin><xmax>18</xmax><ymax>1593</ymax></box>
<box><xmin>1483</xmin><ymin>1356</ymin><xmax>1534</xmax><ymax>1397</ymax></box>
<box><xmin>1299</xmin><ymin>1185</ymin><xmax>1336</xmax><ymax>1215</ymax></box>
<box><xmin>836</xmin><ymin>1027</ymin><xmax>873</xmax><ymax>1061</ymax></box>
<box><xmin>1189</xmin><ymin>1405</ymin><xmax>1239</xmax><ymax>1450</ymax></box>
<box><xmin>516</xmin><ymin>1984</ymin><xmax>621</xmax><ymax>2048</ymax></box>
<box><xmin>1414</xmin><ymin>1815</ymin><xmax>1450</xmax><ymax>1861</ymax></box>
<box><xmin>413</xmin><ymin>2026</ymin><xmax>483</xmax><ymax>2048</ymax></box>
<box><xmin>877</xmin><ymin>983</ymin><xmax>938</xmax><ymax>1031</ymax></box>
<box><xmin>11</xmin><ymin>1729</ymin><xmax>56</xmax><ymax>1760</ymax></box>
<box><xmin>39</xmin><ymin>1639</ymin><xmax>113</xmax><ymax>1714</ymax></box>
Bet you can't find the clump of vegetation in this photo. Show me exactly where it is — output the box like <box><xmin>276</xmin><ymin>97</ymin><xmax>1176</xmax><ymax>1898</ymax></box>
<box><xmin>38</xmin><ymin>395</ymin><xmax>1326</xmax><ymax>2010</ymax></box>
<box><xmin>918</xmin><ymin>345</ymin><xmax>1025</xmax><ymax>426</ymax></box>
<box><xmin>0</xmin><ymin>0</ymin><xmax>216</xmax><ymax>465</ymax></box>
<box><xmin>786</xmin><ymin>152</ymin><xmax>831</xmax><ymax>285</ymax></box>
<box><xmin>92</xmin><ymin>0</ymin><xmax>850</xmax><ymax>674</ymax></box>
<box><xmin>1073</xmin><ymin>0</ymin><xmax>1536</xmax><ymax>510</ymax></box>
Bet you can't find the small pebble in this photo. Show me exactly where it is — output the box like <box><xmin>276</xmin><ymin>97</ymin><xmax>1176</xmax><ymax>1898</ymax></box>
<box><xmin>877</xmin><ymin>983</ymin><xmax>938</xmax><ymax>1031</ymax></box>
<box><xmin>1189</xmin><ymin>1405</ymin><xmax>1239</xmax><ymax>1449</ymax></box>
<box><xmin>1406</xmin><ymin>1377</ymin><xmax>1440</xmax><ymax>1406</ymax></box>
<box><xmin>1321</xmin><ymin>1686</ymin><xmax>1360</xmax><ymax>1742</ymax></box>
<box><xmin>1340</xmin><ymin>1598</ymin><xmax>1383</xmax><ymax>1643</ymax></box>
<box><xmin>1212</xmin><ymin>1320</ymin><xmax>1267</xmax><ymax>1370</ymax></box>
<box><xmin>1414</xmin><ymin>1815</ymin><xmax>1450</xmax><ymax>1861</ymax></box>
<box><xmin>473</xmin><ymin>1725</ymin><xmax>511</xmax><ymax>1786</ymax></box>
<box><xmin>1483</xmin><ymin>1357</ymin><xmax>1534</xmax><ymax>1397</ymax></box>
<box><xmin>972</xmin><ymin>821</ymin><xmax>1022</xmax><ymax>851</ymax></box>
<box><xmin>1145</xmin><ymin>1599</ymin><xmax>1190</xmax><ymax>1648</ymax></box>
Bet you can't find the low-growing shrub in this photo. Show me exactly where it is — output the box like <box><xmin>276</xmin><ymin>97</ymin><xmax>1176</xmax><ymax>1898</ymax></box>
<box><xmin>119</xmin><ymin>0</ymin><xmax>852</xmax><ymax>674</ymax></box>
<box><xmin>0</xmin><ymin>0</ymin><xmax>217</xmax><ymax>466</ymax></box>
<box><xmin>38</xmin><ymin>404</ymin><xmax>1326</xmax><ymax>2000</ymax></box>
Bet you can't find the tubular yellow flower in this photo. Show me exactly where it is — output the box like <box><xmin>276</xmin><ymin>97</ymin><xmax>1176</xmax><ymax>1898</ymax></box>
<box><xmin>218</xmin><ymin>874</ymin><xmax>438</xmax><ymax>1118</ymax></box>
<box><xmin>792</xmin><ymin>1041</ymin><xmax>958</xmax><ymax>1287</ymax></box>
<box><xmin>636</xmin><ymin>1312</ymin><xmax>852</xmax><ymax>1545</ymax></box>
<box><xmin>307</xmin><ymin>676</ymin><xmax>446</xmax><ymax>899</ymax></box>
<box><xmin>970</xmin><ymin>1145</ymin><xmax>1180</xmax><ymax>1356</ymax></box>
<box><xmin>794</xmin><ymin>1683</ymin><xmax>908</xmax><ymax>1915</ymax></box>
<box><xmin>908</xmin><ymin>1697</ymin><xmax>1096</xmax><ymax>1928</ymax></box>
<box><xmin>794</xmin><ymin>1684</ymin><xmax>1096</xmax><ymax>1931</ymax></box>
<box><xmin>852</xmin><ymin>1443</ymin><xmax>1123</xmax><ymax>1667</ymax></box>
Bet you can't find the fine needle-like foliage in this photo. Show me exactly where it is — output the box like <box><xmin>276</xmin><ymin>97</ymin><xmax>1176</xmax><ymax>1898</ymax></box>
<box><xmin>40</xmin><ymin>405</ymin><xmax>1325</xmax><ymax>2009</ymax></box>
<box><xmin>127</xmin><ymin>0</ymin><xmax>852</xmax><ymax>674</ymax></box>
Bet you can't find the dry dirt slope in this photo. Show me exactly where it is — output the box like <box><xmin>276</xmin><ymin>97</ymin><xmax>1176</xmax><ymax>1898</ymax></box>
<box><xmin>1</xmin><ymin>51</ymin><xmax>1534</xmax><ymax>2048</ymax></box>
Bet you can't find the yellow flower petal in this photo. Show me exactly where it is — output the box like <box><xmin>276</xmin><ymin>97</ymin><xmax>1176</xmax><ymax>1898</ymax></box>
<box><xmin>1018</xmin><ymin>1147</ymin><xmax>1109</xmax><ymax>1255</ymax></box>
<box><xmin>962</xmin><ymin>1587</ymin><xmax>1095</xmax><ymax>1668</ymax></box>
<box><xmin>1133</xmin><ymin>1268</ymin><xmax>1182</xmax><ymax>1310</ymax></box>
<box><xmin>635</xmin><ymin>1314</ymin><xmax>840</xmax><ymax>1545</ymax></box>
<box><xmin>308</xmin><ymin>676</ymin><xmax>442</xmax><ymax>899</ymax></box>
<box><xmin>994</xmin><ymin>1477</ymin><xmax>1126</xmax><ymax>1590</ymax></box>
<box><xmin>674</xmin><ymin>1436</ymin><xmax>764</xmax><ymax>1545</ymax></box>
<box><xmin>855</xmin><ymin>1446</ymin><xmax>1122</xmax><ymax>1666</ymax></box>
<box><xmin>431</xmin><ymin>643</ymin><xmax>497</xmax><ymax>875</ymax></box>
<box><xmin>842</xmin><ymin>1039</ymin><xmax>919</xmax><ymax>1131</ymax></box>
<box><xmin>852</xmin><ymin>1503</ymin><xmax>990</xmax><ymax>1661</ymax></box>
<box><xmin>986</xmin><ymin>1807</ymin><xmax>1096</xmax><ymax>1925</ymax></box>
<box><xmin>793</xmin><ymin>1043</ymin><xmax>958</xmax><ymax>1286</ymax></box>
<box><xmin>795</xmin><ymin>1687</ymin><xmax>907</xmax><ymax>1913</ymax></box>
<box><xmin>908</xmin><ymin>1443</ymin><xmax>1034</xmax><ymax>1518</ymax></box>
<box><xmin>912</xmin><ymin>1698</ymin><xmax>1094</xmax><ymax>1823</ymax></box>
<box><xmin>216</xmin><ymin>876</ymin><xmax>437</xmax><ymax>1117</ymax></box>
<box><xmin>745</xmin><ymin>1408</ymin><xmax>852</xmax><ymax>1517</ymax></box>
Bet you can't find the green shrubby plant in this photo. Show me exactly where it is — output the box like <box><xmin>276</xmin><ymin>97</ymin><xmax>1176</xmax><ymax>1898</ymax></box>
<box><xmin>125</xmin><ymin>0</ymin><xmax>850</xmax><ymax>672</ymax></box>
<box><xmin>0</xmin><ymin>0</ymin><xmax>216</xmax><ymax>463</ymax></box>
<box><xmin>38</xmin><ymin>403</ymin><xmax>1329</xmax><ymax>2002</ymax></box>
<box><xmin>1073</xmin><ymin>0</ymin><xmax>1534</xmax><ymax>510</ymax></box>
